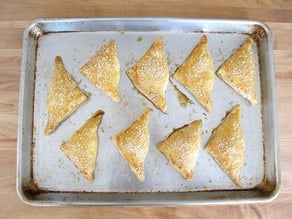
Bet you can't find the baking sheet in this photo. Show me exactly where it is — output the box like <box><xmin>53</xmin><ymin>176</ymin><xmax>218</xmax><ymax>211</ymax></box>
<box><xmin>17</xmin><ymin>18</ymin><xmax>280</xmax><ymax>205</ymax></box>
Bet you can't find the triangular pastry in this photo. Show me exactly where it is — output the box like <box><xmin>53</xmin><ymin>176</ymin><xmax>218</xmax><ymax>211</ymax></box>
<box><xmin>45</xmin><ymin>56</ymin><xmax>87</xmax><ymax>135</ymax></box>
<box><xmin>127</xmin><ymin>37</ymin><xmax>169</xmax><ymax>113</ymax></box>
<box><xmin>216</xmin><ymin>37</ymin><xmax>257</xmax><ymax>105</ymax></box>
<box><xmin>80</xmin><ymin>40</ymin><xmax>120</xmax><ymax>102</ymax></box>
<box><xmin>173</xmin><ymin>35</ymin><xmax>214</xmax><ymax>111</ymax></box>
<box><xmin>60</xmin><ymin>110</ymin><xmax>104</xmax><ymax>182</ymax></box>
<box><xmin>157</xmin><ymin>120</ymin><xmax>202</xmax><ymax>180</ymax></box>
<box><xmin>205</xmin><ymin>105</ymin><xmax>245</xmax><ymax>187</ymax></box>
<box><xmin>112</xmin><ymin>108</ymin><xmax>152</xmax><ymax>181</ymax></box>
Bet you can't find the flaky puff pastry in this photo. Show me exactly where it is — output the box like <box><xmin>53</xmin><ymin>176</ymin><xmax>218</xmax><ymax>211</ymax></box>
<box><xmin>45</xmin><ymin>56</ymin><xmax>87</xmax><ymax>135</ymax></box>
<box><xmin>80</xmin><ymin>40</ymin><xmax>120</xmax><ymax>102</ymax></box>
<box><xmin>112</xmin><ymin>108</ymin><xmax>152</xmax><ymax>181</ymax></box>
<box><xmin>157</xmin><ymin>120</ymin><xmax>202</xmax><ymax>180</ymax></box>
<box><xmin>60</xmin><ymin>110</ymin><xmax>104</xmax><ymax>182</ymax></box>
<box><xmin>216</xmin><ymin>37</ymin><xmax>257</xmax><ymax>105</ymax></box>
<box><xmin>205</xmin><ymin>105</ymin><xmax>245</xmax><ymax>187</ymax></box>
<box><xmin>127</xmin><ymin>37</ymin><xmax>169</xmax><ymax>113</ymax></box>
<box><xmin>173</xmin><ymin>35</ymin><xmax>214</xmax><ymax>111</ymax></box>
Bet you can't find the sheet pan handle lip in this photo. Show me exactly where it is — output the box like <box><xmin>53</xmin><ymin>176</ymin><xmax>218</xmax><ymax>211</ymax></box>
<box><xmin>21</xmin><ymin>17</ymin><xmax>274</xmax><ymax>24</ymax></box>
<box><xmin>22</xmin><ymin>17</ymin><xmax>274</xmax><ymax>33</ymax></box>
<box><xmin>13</xmin><ymin>193</ymin><xmax>282</xmax><ymax>207</ymax></box>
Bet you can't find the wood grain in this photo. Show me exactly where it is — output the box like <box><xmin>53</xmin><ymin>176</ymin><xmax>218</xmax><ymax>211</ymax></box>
<box><xmin>0</xmin><ymin>0</ymin><xmax>292</xmax><ymax>218</ymax></box>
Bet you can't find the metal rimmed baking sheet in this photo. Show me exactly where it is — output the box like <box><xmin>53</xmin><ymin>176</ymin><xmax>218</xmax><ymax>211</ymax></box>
<box><xmin>17</xmin><ymin>18</ymin><xmax>280</xmax><ymax>205</ymax></box>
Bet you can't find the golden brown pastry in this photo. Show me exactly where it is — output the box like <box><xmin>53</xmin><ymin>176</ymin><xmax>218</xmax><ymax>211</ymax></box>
<box><xmin>60</xmin><ymin>110</ymin><xmax>104</xmax><ymax>182</ymax></box>
<box><xmin>173</xmin><ymin>35</ymin><xmax>214</xmax><ymax>111</ymax></box>
<box><xmin>80</xmin><ymin>40</ymin><xmax>120</xmax><ymax>102</ymax></box>
<box><xmin>112</xmin><ymin>108</ymin><xmax>152</xmax><ymax>181</ymax></box>
<box><xmin>157</xmin><ymin>120</ymin><xmax>202</xmax><ymax>180</ymax></box>
<box><xmin>127</xmin><ymin>37</ymin><xmax>169</xmax><ymax>113</ymax></box>
<box><xmin>216</xmin><ymin>37</ymin><xmax>257</xmax><ymax>105</ymax></box>
<box><xmin>205</xmin><ymin>105</ymin><xmax>245</xmax><ymax>187</ymax></box>
<box><xmin>45</xmin><ymin>56</ymin><xmax>87</xmax><ymax>135</ymax></box>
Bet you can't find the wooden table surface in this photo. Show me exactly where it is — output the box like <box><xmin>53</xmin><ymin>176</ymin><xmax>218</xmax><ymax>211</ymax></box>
<box><xmin>1</xmin><ymin>0</ymin><xmax>291</xmax><ymax>218</ymax></box>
